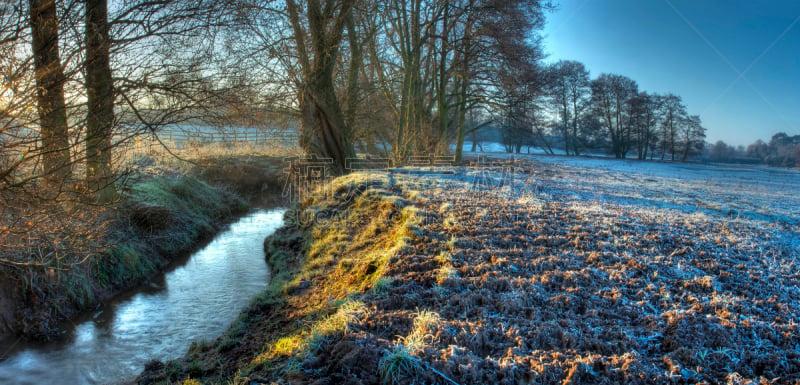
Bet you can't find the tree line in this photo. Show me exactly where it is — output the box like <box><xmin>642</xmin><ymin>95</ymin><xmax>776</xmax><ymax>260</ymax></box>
<box><xmin>3</xmin><ymin>0</ymin><xmax>746</xmax><ymax>210</ymax></box>
<box><xmin>498</xmin><ymin>59</ymin><xmax>707</xmax><ymax>161</ymax></box>
<box><xmin>707</xmin><ymin>133</ymin><xmax>800</xmax><ymax>167</ymax></box>
<box><xmin>2</xmin><ymin>0</ymin><xmax>558</xmax><ymax>202</ymax></box>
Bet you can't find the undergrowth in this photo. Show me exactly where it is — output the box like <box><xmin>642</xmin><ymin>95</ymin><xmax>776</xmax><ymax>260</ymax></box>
<box><xmin>0</xmin><ymin>172</ymin><xmax>247</xmax><ymax>341</ymax></box>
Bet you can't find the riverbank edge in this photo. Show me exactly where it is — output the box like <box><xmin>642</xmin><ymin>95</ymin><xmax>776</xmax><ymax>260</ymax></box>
<box><xmin>0</xmin><ymin>155</ymin><xmax>287</xmax><ymax>343</ymax></box>
<box><xmin>133</xmin><ymin>171</ymin><xmax>423</xmax><ymax>384</ymax></box>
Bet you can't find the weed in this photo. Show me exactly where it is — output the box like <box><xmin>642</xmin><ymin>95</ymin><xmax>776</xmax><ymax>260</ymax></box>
<box><xmin>436</xmin><ymin>265</ymin><xmax>458</xmax><ymax>286</ymax></box>
<box><xmin>435</xmin><ymin>251</ymin><xmax>452</xmax><ymax>265</ymax></box>
<box><xmin>443</xmin><ymin>213</ymin><xmax>459</xmax><ymax>231</ymax></box>
<box><xmin>438</xmin><ymin>202</ymin><xmax>453</xmax><ymax>214</ymax></box>
<box><xmin>379</xmin><ymin>345</ymin><xmax>423</xmax><ymax>385</ymax></box>
<box><xmin>446</xmin><ymin>236</ymin><xmax>457</xmax><ymax>251</ymax></box>
<box><xmin>310</xmin><ymin>300</ymin><xmax>368</xmax><ymax>341</ymax></box>
<box><xmin>372</xmin><ymin>276</ymin><xmax>395</xmax><ymax>294</ymax></box>
<box><xmin>225</xmin><ymin>370</ymin><xmax>248</xmax><ymax>385</ymax></box>
<box><xmin>268</xmin><ymin>333</ymin><xmax>306</xmax><ymax>359</ymax></box>
<box><xmin>402</xmin><ymin>310</ymin><xmax>441</xmax><ymax>352</ymax></box>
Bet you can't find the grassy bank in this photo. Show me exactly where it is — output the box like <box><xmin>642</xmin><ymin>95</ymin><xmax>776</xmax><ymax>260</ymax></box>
<box><xmin>0</xmin><ymin>155</ymin><xmax>289</xmax><ymax>342</ymax></box>
<box><xmin>135</xmin><ymin>172</ymin><xmax>424</xmax><ymax>384</ymax></box>
<box><xmin>136</xmin><ymin>159</ymin><xmax>799</xmax><ymax>385</ymax></box>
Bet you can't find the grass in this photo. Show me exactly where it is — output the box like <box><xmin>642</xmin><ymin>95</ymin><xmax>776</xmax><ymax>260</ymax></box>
<box><xmin>147</xmin><ymin>171</ymin><xmax>426</xmax><ymax>383</ymax></box>
<box><xmin>402</xmin><ymin>310</ymin><xmax>441</xmax><ymax>353</ymax></box>
<box><xmin>379</xmin><ymin>344</ymin><xmax>424</xmax><ymax>385</ymax></box>
<box><xmin>0</xmin><ymin>161</ymin><xmax>250</xmax><ymax>340</ymax></box>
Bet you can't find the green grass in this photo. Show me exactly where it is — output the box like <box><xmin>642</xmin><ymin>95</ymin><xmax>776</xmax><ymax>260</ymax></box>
<box><xmin>379</xmin><ymin>345</ymin><xmax>423</xmax><ymax>385</ymax></box>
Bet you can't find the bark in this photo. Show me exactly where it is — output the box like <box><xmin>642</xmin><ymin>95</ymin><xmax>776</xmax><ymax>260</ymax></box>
<box><xmin>29</xmin><ymin>0</ymin><xmax>72</xmax><ymax>191</ymax></box>
<box><xmin>85</xmin><ymin>0</ymin><xmax>116</xmax><ymax>202</ymax></box>
<box><xmin>288</xmin><ymin>0</ymin><xmax>356</xmax><ymax>175</ymax></box>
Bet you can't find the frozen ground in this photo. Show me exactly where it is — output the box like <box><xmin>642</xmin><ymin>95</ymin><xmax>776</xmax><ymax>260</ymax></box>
<box><xmin>365</xmin><ymin>157</ymin><xmax>800</xmax><ymax>383</ymax></box>
<box><xmin>444</xmin><ymin>153</ymin><xmax>800</xmax><ymax>228</ymax></box>
<box><xmin>155</xmin><ymin>157</ymin><xmax>800</xmax><ymax>384</ymax></box>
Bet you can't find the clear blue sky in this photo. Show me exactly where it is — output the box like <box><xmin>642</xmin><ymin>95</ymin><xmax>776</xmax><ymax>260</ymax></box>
<box><xmin>542</xmin><ymin>0</ymin><xmax>800</xmax><ymax>146</ymax></box>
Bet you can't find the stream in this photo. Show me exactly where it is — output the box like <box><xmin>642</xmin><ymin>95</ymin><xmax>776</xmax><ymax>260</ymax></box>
<box><xmin>0</xmin><ymin>209</ymin><xmax>285</xmax><ymax>385</ymax></box>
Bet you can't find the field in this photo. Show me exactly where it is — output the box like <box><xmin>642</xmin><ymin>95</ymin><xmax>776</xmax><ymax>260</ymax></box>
<box><xmin>140</xmin><ymin>156</ymin><xmax>800</xmax><ymax>385</ymax></box>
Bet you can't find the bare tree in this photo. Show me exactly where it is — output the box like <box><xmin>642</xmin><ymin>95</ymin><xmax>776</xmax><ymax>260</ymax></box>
<box><xmin>658</xmin><ymin>93</ymin><xmax>686</xmax><ymax>160</ymax></box>
<box><xmin>285</xmin><ymin>0</ymin><xmax>356</xmax><ymax>174</ymax></box>
<box><xmin>547</xmin><ymin>60</ymin><xmax>590</xmax><ymax>156</ymax></box>
<box><xmin>679</xmin><ymin>114</ymin><xmax>705</xmax><ymax>161</ymax></box>
<box><xmin>630</xmin><ymin>92</ymin><xmax>662</xmax><ymax>160</ymax></box>
<box><xmin>591</xmin><ymin>73</ymin><xmax>637</xmax><ymax>159</ymax></box>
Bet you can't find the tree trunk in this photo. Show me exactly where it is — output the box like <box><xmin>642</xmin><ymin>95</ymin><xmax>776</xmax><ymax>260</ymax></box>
<box><xmin>435</xmin><ymin>0</ymin><xmax>450</xmax><ymax>156</ymax></box>
<box><xmin>288</xmin><ymin>0</ymin><xmax>356</xmax><ymax>175</ymax></box>
<box><xmin>85</xmin><ymin>0</ymin><xmax>116</xmax><ymax>202</ymax></box>
<box><xmin>29</xmin><ymin>0</ymin><xmax>72</xmax><ymax>192</ymax></box>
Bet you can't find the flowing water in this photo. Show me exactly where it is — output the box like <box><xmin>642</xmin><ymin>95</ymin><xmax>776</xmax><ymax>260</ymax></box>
<box><xmin>0</xmin><ymin>209</ymin><xmax>285</xmax><ymax>385</ymax></box>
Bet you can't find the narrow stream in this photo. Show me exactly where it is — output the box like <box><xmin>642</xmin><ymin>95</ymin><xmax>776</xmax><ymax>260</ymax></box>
<box><xmin>0</xmin><ymin>209</ymin><xmax>285</xmax><ymax>385</ymax></box>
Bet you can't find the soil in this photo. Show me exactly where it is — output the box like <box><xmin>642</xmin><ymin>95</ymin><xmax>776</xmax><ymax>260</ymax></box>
<box><xmin>136</xmin><ymin>158</ymin><xmax>800</xmax><ymax>385</ymax></box>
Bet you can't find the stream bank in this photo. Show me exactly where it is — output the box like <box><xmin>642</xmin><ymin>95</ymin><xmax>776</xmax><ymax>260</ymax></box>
<box><xmin>0</xmin><ymin>155</ymin><xmax>287</xmax><ymax>343</ymax></box>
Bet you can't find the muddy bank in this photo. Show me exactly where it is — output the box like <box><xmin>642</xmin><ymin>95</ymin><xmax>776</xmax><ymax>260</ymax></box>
<box><xmin>135</xmin><ymin>160</ymin><xmax>800</xmax><ymax>384</ymax></box>
<box><xmin>0</xmin><ymin>156</ymin><xmax>287</xmax><ymax>343</ymax></box>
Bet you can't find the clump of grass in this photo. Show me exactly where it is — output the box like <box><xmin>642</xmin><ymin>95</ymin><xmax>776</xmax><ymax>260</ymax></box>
<box><xmin>379</xmin><ymin>345</ymin><xmax>424</xmax><ymax>385</ymax></box>
<box><xmin>402</xmin><ymin>310</ymin><xmax>441</xmax><ymax>353</ymax></box>
<box><xmin>372</xmin><ymin>276</ymin><xmax>395</xmax><ymax>294</ymax></box>
<box><xmin>180</xmin><ymin>378</ymin><xmax>202</xmax><ymax>385</ymax></box>
<box><xmin>435</xmin><ymin>251</ymin><xmax>451</xmax><ymax>265</ymax></box>
<box><xmin>443</xmin><ymin>212</ymin><xmax>459</xmax><ymax>231</ymax></box>
<box><xmin>123</xmin><ymin>175</ymin><xmax>246</xmax><ymax>256</ymax></box>
<box><xmin>310</xmin><ymin>300</ymin><xmax>368</xmax><ymax>342</ymax></box>
<box><xmin>436</xmin><ymin>265</ymin><xmax>458</xmax><ymax>286</ymax></box>
<box><xmin>435</xmin><ymin>251</ymin><xmax>458</xmax><ymax>285</ymax></box>
<box><xmin>446</xmin><ymin>236</ymin><xmax>457</xmax><ymax>251</ymax></box>
<box><xmin>250</xmin><ymin>300</ymin><xmax>368</xmax><ymax>374</ymax></box>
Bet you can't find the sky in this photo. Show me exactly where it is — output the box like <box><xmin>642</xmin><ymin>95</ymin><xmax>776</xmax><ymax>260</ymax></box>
<box><xmin>542</xmin><ymin>0</ymin><xmax>800</xmax><ymax>146</ymax></box>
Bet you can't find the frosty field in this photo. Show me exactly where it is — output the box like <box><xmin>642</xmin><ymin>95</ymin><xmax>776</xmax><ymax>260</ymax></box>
<box><xmin>142</xmin><ymin>157</ymin><xmax>800</xmax><ymax>385</ymax></box>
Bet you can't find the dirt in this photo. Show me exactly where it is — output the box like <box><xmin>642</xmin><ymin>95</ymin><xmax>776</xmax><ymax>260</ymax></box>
<box><xmin>136</xmin><ymin>159</ymin><xmax>800</xmax><ymax>385</ymax></box>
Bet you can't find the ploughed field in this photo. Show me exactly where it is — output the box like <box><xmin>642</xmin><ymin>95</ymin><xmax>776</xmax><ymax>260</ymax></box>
<box><xmin>360</xmin><ymin>159</ymin><xmax>800</xmax><ymax>384</ymax></box>
<box><xmin>149</xmin><ymin>157</ymin><xmax>800</xmax><ymax>385</ymax></box>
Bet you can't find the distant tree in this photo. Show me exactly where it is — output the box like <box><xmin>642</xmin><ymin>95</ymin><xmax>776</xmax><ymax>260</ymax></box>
<box><xmin>658</xmin><ymin>93</ymin><xmax>687</xmax><ymax>160</ymax></box>
<box><xmin>708</xmin><ymin>140</ymin><xmax>734</xmax><ymax>162</ymax></box>
<box><xmin>591</xmin><ymin>73</ymin><xmax>638</xmax><ymax>159</ymax></box>
<box><xmin>679</xmin><ymin>114</ymin><xmax>705</xmax><ymax>161</ymax></box>
<box><xmin>765</xmin><ymin>132</ymin><xmax>800</xmax><ymax>167</ymax></box>
<box><xmin>746</xmin><ymin>139</ymin><xmax>769</xmax><ymax>161</ymax></box>
<box><xmin>547</xmin><ymin>60</ymin><xmax>590</xmax><ymax>156</ymax></box>
<box><xmin>630</xmin><ymin>92</ymin><xmax>662</xmax><ymax>160</ymax></box>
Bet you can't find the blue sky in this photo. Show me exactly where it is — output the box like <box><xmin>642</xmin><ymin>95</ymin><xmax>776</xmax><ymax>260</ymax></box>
<box><xmin>542</xmin><ymin>0</ymin><xmax>800</xmax><ymax>146</ymax></box>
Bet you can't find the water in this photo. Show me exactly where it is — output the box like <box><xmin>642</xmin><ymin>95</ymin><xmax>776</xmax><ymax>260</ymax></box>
<box><xmin>0</xmin><ymin>209</ymin><xmax>285</xmax><ymax>385</ymax></box>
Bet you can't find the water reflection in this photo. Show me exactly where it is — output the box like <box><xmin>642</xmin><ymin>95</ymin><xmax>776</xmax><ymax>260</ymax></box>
<box><xmin>0</xmin><ymin>209</ymin><xmax>285</xmax><ymax>385</ymax></box>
